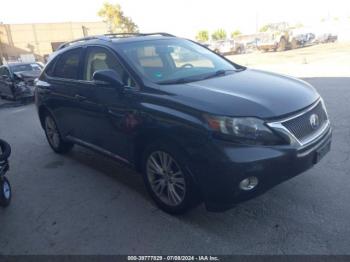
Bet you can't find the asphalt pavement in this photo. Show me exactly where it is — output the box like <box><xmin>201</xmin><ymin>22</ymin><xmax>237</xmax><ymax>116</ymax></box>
<box><xmin>0</xmin><ymin>77</ymin><xmax>349</xmax><ymax>255</ymax></box>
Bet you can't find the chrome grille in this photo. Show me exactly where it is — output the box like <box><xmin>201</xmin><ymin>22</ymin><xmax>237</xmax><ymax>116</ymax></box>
<box><xmin>281</xmin><ymin>101</ymin><xmax>328</xmax><ymax>141</ymax></box>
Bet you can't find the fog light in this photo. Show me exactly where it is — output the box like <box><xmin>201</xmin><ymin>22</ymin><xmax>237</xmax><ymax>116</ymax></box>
<box><xmin>239</xmin><ymin>176</ymin><xmax>259</xmax><ymax>191</ymax></box>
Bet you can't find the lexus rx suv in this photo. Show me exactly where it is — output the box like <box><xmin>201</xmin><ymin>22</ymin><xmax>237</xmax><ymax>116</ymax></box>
<box><xmin>35</xmin><ymin>33</ymin><xmax>332</xmax><ymax>214</ymax></box>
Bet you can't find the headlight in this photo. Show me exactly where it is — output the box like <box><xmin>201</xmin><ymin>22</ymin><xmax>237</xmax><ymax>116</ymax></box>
<box><xmin>204</xmin><ymin>115</ymin><xmax>284</xmax><ymax>145</ymax></box>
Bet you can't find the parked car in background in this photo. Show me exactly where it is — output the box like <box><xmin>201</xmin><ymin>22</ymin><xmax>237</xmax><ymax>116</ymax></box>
<box><xmin>210</xmin><ymin>40</ymin><xmax>245</xmax><ymax>55</ymax></box>
<box><xmin>316</xmin><ymin>33</ymin><xmax>338</xmax><ymax>43</ymax></box>
<box><xmin>36</xmin><ymin>33</ymin><xmax>331</xmax><ymax>214</ymax></box>
<box><xmin>290</xmin><ymin>32</ymin><xmax>316</xmax><ymax>48</ymax></box>
<box><xmin>0</xmin><ymin>62</ymin><xmax>43</xmax><ymax>100</ymax></box>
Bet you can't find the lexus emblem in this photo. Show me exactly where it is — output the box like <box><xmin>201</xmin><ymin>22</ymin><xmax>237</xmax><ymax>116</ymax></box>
<box><xmin>309</xmin><ymin>114</ymin><xmax>320</xmax><ymax>129</ymax></box>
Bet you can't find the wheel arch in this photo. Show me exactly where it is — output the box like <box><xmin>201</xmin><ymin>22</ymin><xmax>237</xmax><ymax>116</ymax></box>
<box><xmin>133</xmin><ymin>128</ymin><xmax>204</xmax><ymax>202</ymax></box>
<box><xmin>132</xmin><ymin>126</ymin><xmax>206</xmax><ymax>184</ymax></box>
<box><xmin>133</xmin><ymin>128</ymin><xmax>188</xmax><ymax>172</ymax></box>
<box><xmin>38</xmin><ymin>105</ymin><xmax>52</xmax><ymax>129</ymax></box>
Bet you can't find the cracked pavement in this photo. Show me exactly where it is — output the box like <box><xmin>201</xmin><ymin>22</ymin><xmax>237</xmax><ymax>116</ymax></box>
<box><xmin>0</xmin><ymin>77</ymin><xmax>349</xmax><ymax>254</ymax></box>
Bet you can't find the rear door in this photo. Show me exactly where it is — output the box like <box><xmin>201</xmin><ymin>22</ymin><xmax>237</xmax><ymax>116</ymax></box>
<box><xmin>39</xmin><ymin>47</ymin><xmax>84</xmax><ymax>137</ymax></box>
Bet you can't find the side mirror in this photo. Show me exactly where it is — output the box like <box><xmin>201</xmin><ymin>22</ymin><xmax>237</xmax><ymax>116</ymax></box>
<box><xmin>93</xmin><ymin>69</ymin><xmax>124</xmax><ymax>90</ymax></box>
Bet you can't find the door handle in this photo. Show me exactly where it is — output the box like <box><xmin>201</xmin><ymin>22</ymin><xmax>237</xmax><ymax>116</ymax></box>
<box><xmin>75</xmin><ymin>94</ymin><xmax>87</xmax><ymax>101</ymax></box>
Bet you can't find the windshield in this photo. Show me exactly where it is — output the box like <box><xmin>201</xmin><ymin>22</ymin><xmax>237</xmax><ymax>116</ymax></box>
<box><xmin>118</xmin><ymin>39</ymin><xmax>241</xmax><ymax>84</ymax></box>
<box><xmin>10</xmin><ymin>63</ymin><xmax>42</xmax><ymax>73</ymax></box>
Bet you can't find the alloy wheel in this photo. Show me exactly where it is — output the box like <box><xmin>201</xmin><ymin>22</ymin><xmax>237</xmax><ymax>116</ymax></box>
<box><xmin>3</xmin><ymin>179</ymin><xmax>10</xmax><ymax>200</ymax></box>
<box><xmin>146</xmin><ymin>151</ymin><xmax>186</xmax><ymax>206</ymax></box>
<box><xmin>45</xmin><ymin>116</ymin><xmax>60</xmax><ymax>148</ymax></box>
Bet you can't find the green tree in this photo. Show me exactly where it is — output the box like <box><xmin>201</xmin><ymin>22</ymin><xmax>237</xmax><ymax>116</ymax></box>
<box><xmin>195</xmin><ymin>30</ymin><xmax>209</xmax><ymax>42</ymax></box>
<box><xmin>211</xmin><ymin>29</ymin><xmax>227</xmax><ymax>40</ymax></box>
<box><xmin>98</xmin><ymin>2</ymin><xmax>139</xmax><ymax>33</ymax></box>
<box><xmin>231</xmin><ymin>30</ymin><xmax>242</xmax><ymax>38</ymax></box>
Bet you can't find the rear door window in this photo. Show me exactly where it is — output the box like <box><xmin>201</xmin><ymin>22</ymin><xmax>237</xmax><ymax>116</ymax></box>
<box><xmin>53</xmin><ymin>48</ymin><xmax>82</xmax><ymax>80</ymax></box>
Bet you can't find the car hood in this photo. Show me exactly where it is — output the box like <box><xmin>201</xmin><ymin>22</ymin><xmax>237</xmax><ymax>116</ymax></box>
<box><xmin>14</xmin><ymin>71</ymin><xmax>41</xmax><ymax>80</ymax></box>
<box><xmin>160</xmin><ymin>69</ymin><xmax>319</xmax><ymax>119</ymax></box>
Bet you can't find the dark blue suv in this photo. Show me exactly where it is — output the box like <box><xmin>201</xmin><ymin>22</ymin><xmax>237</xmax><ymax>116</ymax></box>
<box><xmin>35</xmin><ymin>33</ymin><xmax>332</xmax><ymax>214</ymax></box>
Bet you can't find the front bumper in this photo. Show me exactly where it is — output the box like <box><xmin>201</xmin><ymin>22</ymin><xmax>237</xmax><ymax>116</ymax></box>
<box><xmin>190</xmin><ymin>126</ymin><xmax>332</xmax><ymax>212</ymax></box>
<box><xmin>14</xmin><ymin>84</ymin><xmax>35</xmax><ymax>99</ymax></box>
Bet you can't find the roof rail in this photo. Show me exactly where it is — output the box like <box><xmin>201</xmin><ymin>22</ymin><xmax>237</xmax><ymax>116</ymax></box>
<box><xmin>104</xmin><ymin>32</ymin><xmax>176</xmax><ymax>38</ymax></box>
<box><xmin>57</xmin><ymin>35</ymin><xmax>111</xmax><ymax>50</ymax></box>
<box><xmin>56</xmin><ymin>32</ymin><xmax>176</xmax><ymax>51</ymax></box>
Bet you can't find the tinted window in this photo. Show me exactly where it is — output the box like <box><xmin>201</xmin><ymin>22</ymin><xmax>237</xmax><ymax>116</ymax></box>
<box><xmin>83</xmin><ymin>46</ymin><xmax>135</xmax><ymax>87</ymax></box>
<box><xmin>53</xmin><ymin>48</ymin><xmax>82</xmax><ymax>79</ymax></box>
<box><xmin>44</xmin><ymin>57</ymin><xmax>58</xmax><ymax>77</ymax></box>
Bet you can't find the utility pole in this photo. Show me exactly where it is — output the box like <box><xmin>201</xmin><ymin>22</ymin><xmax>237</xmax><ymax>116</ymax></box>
<box><xmin>82</xmin><ymin>26</ymin><xmax>89</xmax><ymax>37</ymax></box>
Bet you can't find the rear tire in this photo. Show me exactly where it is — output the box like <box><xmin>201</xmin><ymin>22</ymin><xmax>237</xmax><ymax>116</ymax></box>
<box><xmin>44</xmin><ymin>113</ymin><xmax>74</xmax><ymax>154</ymax></box>
<box><xmin>0</xmin><ymin>177</ymin><xmax>11</xmax><ymax>207</ymax></box>
<box><xmin>141</xmin><ymin>141</ymin><xmax>201</xmax><ymax>214</ymax></box>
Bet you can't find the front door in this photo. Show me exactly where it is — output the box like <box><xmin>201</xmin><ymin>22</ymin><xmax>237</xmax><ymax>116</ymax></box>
<box><xmin>77</xmin><ymin>46</ymin><xmax>138</xmax><ymax>160</ymax></box>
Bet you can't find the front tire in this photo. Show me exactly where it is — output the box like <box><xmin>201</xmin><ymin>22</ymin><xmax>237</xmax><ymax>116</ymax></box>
<box><xmin>0</xmin><ymin>177</ymin><xmax>11</xmax><ymax>207</ymax></box>
<box><xmin>142</xmin><ymin>142</ymin><xmax>200</xmax><ymax>214</ymax></box>
<box><xmin>44</xmin><ymin>113</ymin><xmax>73</xmax><ymax>154</ymax></box>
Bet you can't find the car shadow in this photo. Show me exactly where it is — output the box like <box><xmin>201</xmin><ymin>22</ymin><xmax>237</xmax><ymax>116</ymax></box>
<box><xmin>65</xmin><ymin>145</ymin><xmax>152</xmax><ymax>204</ymax></box>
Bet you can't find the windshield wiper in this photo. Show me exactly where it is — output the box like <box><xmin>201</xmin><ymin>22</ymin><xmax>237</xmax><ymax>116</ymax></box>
<box><xmin>202</xmin><ymin>69</ymin><xmax>238</xmax><ymax>80</ymax></box>
<box><xmin>157</xmin><ymin>76</ymin><xmax>202</xmax><ymax>85</ymax></box>
<box><xmin>157</xmin><ymin>69</ymin><xmax>244</xmax><ymax>85</ymax></box>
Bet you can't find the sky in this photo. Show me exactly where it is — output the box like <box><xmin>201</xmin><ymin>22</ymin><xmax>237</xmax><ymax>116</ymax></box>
<box><xmin>1</xmin><ymin>0</ymin><xmax>350</xmax><ymax>38</ymax></box>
